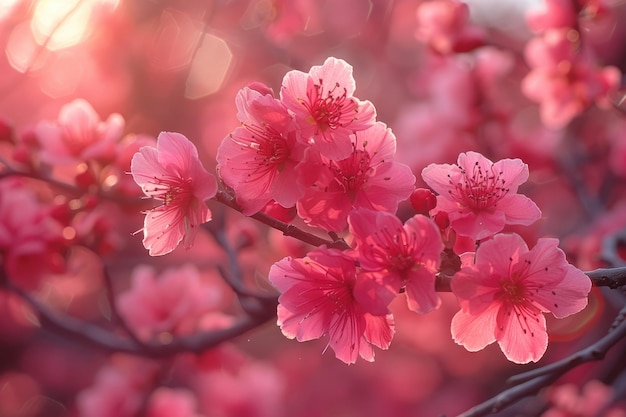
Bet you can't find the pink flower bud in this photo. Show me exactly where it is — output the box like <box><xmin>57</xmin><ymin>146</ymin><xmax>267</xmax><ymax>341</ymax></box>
<box><xmin>410</xmin><ymin>188</ymin><xmax>437</xmax><ymax>215</ymax></box>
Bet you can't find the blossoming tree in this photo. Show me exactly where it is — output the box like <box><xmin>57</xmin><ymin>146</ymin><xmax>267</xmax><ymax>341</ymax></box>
<box><xmin>1</xmin><ymin>1</ymin><xmax>626</xmax><ymax>417</ymax></box>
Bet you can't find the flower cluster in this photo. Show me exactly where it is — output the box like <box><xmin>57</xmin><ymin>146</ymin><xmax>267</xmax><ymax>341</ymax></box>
<box><xmin>217</xmin><ymin>57</ymin><xmax>415</xmax><ymax>231</ymax></box>
<box><xmin>211</xmin><ymin>59</ymin><xmax>592</xmax><ymax>364</ymax></box>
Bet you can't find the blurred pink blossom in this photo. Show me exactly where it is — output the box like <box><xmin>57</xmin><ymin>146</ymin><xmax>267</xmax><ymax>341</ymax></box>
<box><xmin>414</xmin><ymin>0</ymin><xmax>484</xmax><ymax>54</ymax></box>
<box><xmin>0</xmin><ymin>178</ymin><xmax>65</xmax><ymax>289</ymax></box>
<box><xmin>34</xmin><ymin>98</ymin><xmax>124</xmax><ymax>165</ymax></box>
<box><xmin>145</xmin><ymin>387</ymin><xmax>203</xmax><ymax>417</ymax></box>
<box><xmin>451</xmin><ymin>233</ymin><xmax>591</xmax><ymax>364</ymax></box>
<box><xmin>542</xmin><ymin>380</ymin><xmax>626</xmax><ymax>417</ymax></box>
<box><xmin>117</xmin><ymin>264</ymin><xmax>222</xmax><ymax>341</ymax></box>
<box><xmin>521</xmin><ymin>29</ymin><xmax>621</xmax><ymax>129</ymax></box>
<box><xmin>131</xmin><ymin>132</ymin><xmax>217</xmax><ymax>256</ymax></box>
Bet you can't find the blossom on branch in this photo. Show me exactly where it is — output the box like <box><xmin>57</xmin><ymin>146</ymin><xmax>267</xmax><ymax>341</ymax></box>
<box><xmin>217</xmin><ymin>84</ymin><xmax>305</xmax><ymax>215</ymax></box>
<box><xmin>348</xmin><ymin>209</ymin><xmax>443</xmax><ymax>314</ymax></box>
<box><xmin>131</xmin><ymin>132</ymin><xmax>217</xmax><ymax>256</ymax></box>
<box><xmin>35</xmin><ymin>98</ymin><xmax>124</xmax><ymax>165</ymax></box>
<box><xmin>280</xmin><ymin>57</ymin><xmax>376</xmax><ymax>160</ymax></box>
<box><xmin>269</xmin><ymin>247</ymin><xmax>395</xmax><ymax>364</ymax></box>
<box><xmin>450</xmin><ymin>233</ymin><xmax>591</xmax><ymax>364</ymax></box>
<box><xmin>296</xmin><ymin>122</ymin><xmax>415</xmax><ymax>232</ymax></box>
<box><xmin>421</xmin><ymin>151</ymin><xmax>541</xmax><ymax>241</ymax></box>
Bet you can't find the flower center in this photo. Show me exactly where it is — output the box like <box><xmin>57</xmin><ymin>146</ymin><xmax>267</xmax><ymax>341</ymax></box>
<box><xmin>240</xmin><ymin>123</ymin><xmax>291</xmax><ymax>171</ymax></box>
<box><xmin>450</xmin><ymin>161</ymin><xmax>510</xmax><ymax>210</ymax></box>
<box><xmin>146</xmin><ymin>176</ymin><xmax>193</xmax><ymax>207</ymax></box>
<box><xmin>302</xmin><ymin>80</ymin><xmax>357</xmax><ymax>132</ymax></box>
<box><xmin>498</xmin><ymin>278</ymin><xmax>525</xmax><ymax>304</ymax></box>
<box><xmin>329</xmin><ymin>149</ymin><xmax>372</xmax><ymax>199</ymax></box>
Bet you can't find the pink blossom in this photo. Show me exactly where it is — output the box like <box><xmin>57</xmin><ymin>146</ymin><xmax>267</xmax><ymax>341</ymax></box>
<box><xmin>145</xmin><ymin>388</ymin><xmax>203</xmax><ymax>417</ymax></box>
<box><xmin>542</xmin><ymin>380</ymin><xmax>626</xmax><ymax>417</ymax></box>
<box><xmin>296</xmin><ymin>122</ymin><xmax>415</xmax><ymax>232</ymax></box>
<box><xmin>217</xmin><ymin>84</ymin><xmax>305</xmax><ymax>215</ymax></box>
<box><xmin>415</xmin><ymin>0</ymin><xmax>484</xmax><ymax>54</ymax></box>
<box><xmin>76</xmin><ymin>357</ymin><xmax>158</xmax><ymax>417</ymax></box>
<box><xmin>421</xmin><ymin>151</ymin><xmax>541</xmax><ymax>241</ymax></box>
<box><xmin>348</xmin><ymin>209</ymin><xmax>443</xmax><ymax>314</ymax></box>
<box><xmin>280</xmin><ymin>57</ymin><xmax>376</xmax><ymax>160</ymax></box>
<box><xmin>117</xmin><ymin>264</ymin><xmax>222</xmax><ymax>341</ymax></box>
<box><xmin>268</xmin><ymin>247</ymin><xmax>395</xmax><ymax>364</ymax></box>
<box><xmin>526</xmin><ymin>0</ymin><xmax>578</xmax><ymax>33</ymax></box>
<box><xmin>450</xmin><ymin>233</ymin><xmax>591</xmax><ymax>364</ymax></box>
<box><xmin>131</xmin><ymin>132</ymin><xmax>217</xmax><ymax>256</ymax></box>
<box><xmin>35</xmin><ymin>99</ymin><xmax>124</xmax><ymax>165</ymax></box>
<box><xmin>0</xmin><ymin>178</ymin><xmax>65</xmax><ymax>289</ymax></box>
<box><xmin>521</xmin><ymin>29</ymin><xmax>621</xmax><ymax>129</ymax></box>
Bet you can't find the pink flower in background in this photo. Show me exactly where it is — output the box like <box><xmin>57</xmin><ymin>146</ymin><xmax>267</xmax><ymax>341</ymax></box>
<box><xmin>145</xmin><ymin>388</ymin><xmax>202</xmax><ymax>417</ymax></box>
<box><xmin>422</xmin><ymin>151</ymin><xmax>541</xmax><ymax>241</ymax></box>
<box><xmin>117</xmin><ymin>264</ymin><xmax>221</xmax><ymax>341</ymax></box>
<box><xmin>542</xmin><ymin>380</ymin><xmax>626</xmax><ymax>417</ymax></box>
<box><xmin>131</xmin><ymin>132</ymin><xmax>217</xmax><ymax>256</ymax></box>
<box><xmin>269</xmin><ymin>247</ymin><xmax>395</xmax><ymax>364</ymax></box>
<box><xmin>521</xmin><ymin>29</ymin><xmax>621</xmax><ymax>129</ymax></box>
<box><xmin>451</xmin><ymin>233</ymin><xmax>591</xmax><ymax>364</ymax></box>
<box><xmin>415</xmin><ymin>0</ymin><xmax>484</xmax><ymax>54</ymax></box>
<box><xmin>0</xmin><ymin>178</ymin><xmax>65</xmax><ymax>289</ymax></box>
<box><xmin>296</xmin><ymin>122</ymin><xmax>415</xmax><ymax>232</ymax></box>
<box><xmin>35</xmin><ymin>99</ymin><xmax>124</xmax><ymax>165</ymax></box>
<box><xmin>280</xmin><ymin>57</ymin><xmax>376</xmax><ymax>160</ymax></box>
<box><xmin>348</xmin><ymin>209</ymin><xmax>443</xmax><ymax>314</ymax></box>
<box><xmin>217</xmin><ymin>84</ymin><xmax>305</xmax><ymax>215</ymax></box>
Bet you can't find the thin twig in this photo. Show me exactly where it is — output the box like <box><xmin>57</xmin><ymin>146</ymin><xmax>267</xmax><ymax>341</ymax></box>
<box><xmin>3</xmin><ymin>270</ymin><xmax>276</xmax><ymax>358</ymax></box>
<box><xmin>214</xmin><ymin>189</ymin><xmax>350</xmax><ymax>250</ymax></box>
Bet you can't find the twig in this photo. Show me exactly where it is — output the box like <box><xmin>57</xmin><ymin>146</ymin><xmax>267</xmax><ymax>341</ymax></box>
<box><xmin>587</xmin><ymin>267</ymin><xmax>626</xmax><ymax>289</ymax></box>
<box><xmin>4</xmin><ymin>271</ymin><xmax>276</xmax><ymax>358</ymax></box>
<box><xmin>213</xmin><ymin>189</ymin><xmax>350</xmax><ymax>250</ymax></box>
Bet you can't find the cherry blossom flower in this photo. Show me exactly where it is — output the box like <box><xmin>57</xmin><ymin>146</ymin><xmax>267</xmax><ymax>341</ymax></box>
<box><xmin>217</xmin><ymin>84</ymin><xmax>305</xmax><ymax>215</ymax></box>
<box><xmin>542</xmin><ymin>380</ymin><xmax>626</xmax><ymax>417</ymax></box>
<box><xmin>268</xmin><ymin>247</ymin><xmax>395</xmax><ymax>364</ymax></box>
<box><xmin>0</xmin><ymin>178</ymin><xmax>65</xmax><ymax>289</ymax></box>
<box><xmin>415</xmin><ymin>0</ymin><xmax>485</xmax><ymax>54</ymax></box>
<box><xmin>280</xmin><ymin>57</ymin><xmax>376</xmax><ymax>160</ymax></box>
<box><xmin>421</xmin><ymin>151</ymin><xmax>541</xmax><ymax>241</ymax></box>
<box><xmin>348</xmin><ymin>209</ymin><xmax>443</xmax><ymax>314</ymax></box>
<box><xmin>450</xmin><ymin>233</ymin><xmax>591</xmax><ymax>364</ymax></box>
<box><xmin>145</xmin><ymin>388</ymin><xmax>203</xmax><ymax>417</ymax></box>
<box><xmin>117</xmin><ymin>264</ymin><xmax>222</xmax><ymax>341</ymax></box>
<box><xmin>35</xmin><ymin>99</ymin><xmax>124</xmax><ymax>165</ymax></box>
<box><xmin>131</xmin><ymin>132</ymin><xmax>217</xmax><ymax>256</ymax></box>
<box><xmin>521</xmin><ymin>29</ymin><xmax>621</xmax><ymax>129</ymax></box>
<box><xmin>296</xmin><ymin>122</ymin><xmax>415</xmax><ymax>232</ymax></box>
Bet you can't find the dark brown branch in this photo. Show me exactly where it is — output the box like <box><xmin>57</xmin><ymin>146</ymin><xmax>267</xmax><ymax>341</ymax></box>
<box><xmin>5</xmin><ymin>273</ymin><xmax>276</xmax><ymax>359</ymax></box>
<box><xmin>213</xmin><ymin>189</ymin><xmax>350</xmax><ymax>250</ymax></box>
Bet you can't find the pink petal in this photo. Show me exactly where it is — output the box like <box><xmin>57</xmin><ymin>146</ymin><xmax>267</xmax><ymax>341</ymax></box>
<box><xmin>497</xmin><ymin>194</ymin><xmax>542</xmax><ymax>226</ymax></box>
<box><xmin>142</xmin><ymin>206</ymin><xmax>186</xmax><ymax>256</ymax></box>
<box><xmin>157</xmin><ymin>132</ymin><xmax>199</xmax><ymax>174</ymax></box>
<box><xmin>353</xmin><ymin>271</ymin><xmax>399</xmax><ymax>316</ymax></box>
<box><xmin>496</xmin><ymin>304</ymin><xmax>548</xmax><ymax>364</ymax></box>
<box><xmin>421</xmin><ymin>162</ymin><xmax>459</xmax><ymax>196</ymax></box>
<box><xmin>475</xmin><ymin>233</ymin><xmax>530</xmax><ymax>277</ymax></box>
<box><xmin>131</xmin><ymin>146</ymin><xmax>169</xmax><ymax>189</ymax></box>
<box><xmin>404</xmin><ymin>269</ymin><xmax>441</xmax><ymax>314</ymax></box>
<box><xmin>450</xmin><ymin>302</ymin><xmax>499</xmax><ymax>352</ymax></box>
<box><xmin>492</xmin><ymin>157</ymin><xmax>530</xmax><ymax>191</ymax></box>
<box><xmin>309</xmin><ymin>57</ymin><xmax>356</xmax><ymax>96</ymax></box>
<box><xmin>533</xmin><ymin>265</ymin><xmax>591</xmax><ymax>318</ymax></box>
<box><xmin>363</xmin><ymin>313</ymin><xmax>395</xmax><ymax>350</ymax></box>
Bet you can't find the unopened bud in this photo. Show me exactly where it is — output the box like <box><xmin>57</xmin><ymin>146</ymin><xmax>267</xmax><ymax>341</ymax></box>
<box><xmin>410</xmin><ymin>188</ymin><xmax>437</xmax><ymax>215</ymax></box>
<box><xmin>433</xmin><ymin>211</ymin><xmax>450</xmax><ymax>230</ymax></box>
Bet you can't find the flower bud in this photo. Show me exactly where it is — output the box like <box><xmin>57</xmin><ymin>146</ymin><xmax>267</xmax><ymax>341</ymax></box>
<box><xmin>409</xmin><ymin>188</ymin><xmax>437</xmax><ymax>215</ymax></box>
